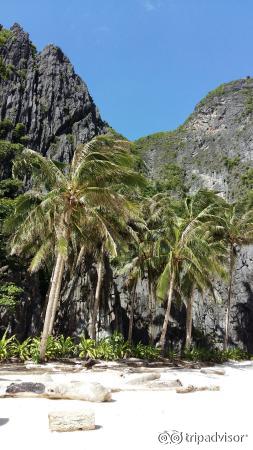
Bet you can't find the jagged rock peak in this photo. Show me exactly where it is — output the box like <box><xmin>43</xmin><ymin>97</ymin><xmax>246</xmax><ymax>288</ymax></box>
<box><xmin>0</xmin><ymin>23</ymin><xmax>108</xmax><ymax>162</ymax></box>
<box><xmin>10</xmin><ymin>22</ymin><xmax>25</xmax><ymax>33</ymax></box>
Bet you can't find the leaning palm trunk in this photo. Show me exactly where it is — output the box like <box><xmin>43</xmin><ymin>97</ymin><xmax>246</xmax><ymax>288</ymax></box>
<box><xmin>48</xmin><ymin>263</ymin><xmax>65</xmax><ymax>336</ymax></box>
<box><xmin>159</xmin><ymin>270</ymin><xmax>175</xmax><ymax>354</ymax></box>
<box><xmin>224</xmin><ymin>244</ymin><xmax>235</xmax><ymax>351</ymax></box>
<box><xmin>90</xmin><ymin>256</ymin><xmax>104</xmax><ymax>340</ymax></box>
<box><xmin>39</xmin><ymin>252</ymin><xmax>65</xmax><ymax>360</ymax></box>
<box><xmin>128</xmin><ymin>281</ymin><xmax>137</xmax><ymax>344</ymax></box>
<box><xmin>185</xmin><ymin>287</ymin><xmax>194</xmax><ymax>349</ymax></box>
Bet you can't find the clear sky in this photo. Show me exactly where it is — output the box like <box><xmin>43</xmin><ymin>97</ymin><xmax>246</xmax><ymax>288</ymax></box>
<box><xmin>1</xmin><ymin>0</ymin><xmax>253</xmax><ymax>140</ymax></box>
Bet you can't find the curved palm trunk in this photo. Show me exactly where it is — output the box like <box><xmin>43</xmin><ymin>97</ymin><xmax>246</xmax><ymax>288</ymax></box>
<box><xmin>39</xmin><ymin>252</ymin><xmax>65</xmax><ymax>360</ymax></box>
<box><xmin>90</xmin><ymin>256</ymin><xmax>104</xmax><ymax>340</ymax></box>
<box><xmin>185</xmin><ymin>287</ymin><xmax>194</xmax><ymax>349</ymax></box>
<box><xmin>224</xmin><ymin>244</ymin><xmax>235</xmax><ymax>351</ymax></box>
<box><xmin>128</xmin><ymin>281</ymin><xmax>137</xmax><ymax>344</ymax></box>
<box><xmin>159</xmin><ymin>270</ymin><xmax>175</xmax><ymax>354</ymax></box>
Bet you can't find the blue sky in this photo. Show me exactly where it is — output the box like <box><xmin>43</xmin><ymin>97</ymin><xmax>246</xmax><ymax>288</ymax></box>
<box><xmin>1</xmin><ymin>0</ymin><xmax>253</xmax><ymax>140</ymax></box>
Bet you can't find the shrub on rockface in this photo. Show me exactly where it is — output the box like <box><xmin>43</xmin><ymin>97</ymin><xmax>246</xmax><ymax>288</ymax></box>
<box><xmin>0</xmin><ymin>282</ymin><xmax>23</xmax><ymax>310</ymax></box>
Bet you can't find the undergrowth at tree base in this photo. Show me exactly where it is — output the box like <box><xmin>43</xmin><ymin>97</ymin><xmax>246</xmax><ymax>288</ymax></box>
<box><xmin>0</xmin><ymin>332</ymin><xmax>251</xmax><ymax>364</ymax></box>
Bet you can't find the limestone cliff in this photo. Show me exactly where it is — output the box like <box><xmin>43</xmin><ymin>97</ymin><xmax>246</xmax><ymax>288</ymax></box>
<box><xmin>135</xmin><ymin>78</ymin><xmax>253</xmax><ymax>351</ymax></box>
<box><xmin>0</xmin><ymin>23</ymin><xmax>107</xmax><ymax>161</ymax></box>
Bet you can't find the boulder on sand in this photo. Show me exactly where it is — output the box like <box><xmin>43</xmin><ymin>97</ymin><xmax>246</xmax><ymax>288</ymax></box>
<box><xmin>3</xmin><ymin>381</ymin><xmax>111</xmax><ymax>402</ymax></box>
<box><xmin>176</xmin><ymin>384</ymin><xmax>220</xmax><ymax>394</ymax></box>
<box><xmin>200</xmin><ymin>368</ymin><xmax>226</xmax><ymax>376</ymax></box>
<box><xmin>48</xmin><ymin>409</ymin><xmax>95</xmax><ymax>432</ymax></box>
<box><xmin>124</xmin><ymin>372</ymin><xmax>161</xmax><ymax>385</ymax></box>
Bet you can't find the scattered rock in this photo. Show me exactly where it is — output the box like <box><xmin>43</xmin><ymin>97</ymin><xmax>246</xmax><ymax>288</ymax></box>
<box><xmin>176</xmin><ymin>385</ymin><xmax>220</xmax><ymax>394</ymax></box>
<box><xmin>200</xmin><ymin>368</ymin><xmax>226</xmax><ymax>375</ymax></box>
<box><xmin>147</xmin><ymin>379</ymin><xmax>182</xmax><ymax>389</ymax></box>
<box><xmin>2</xmin><ymin>381</ymin><xmax>111</xmax><ymax>402</ymax></box>
<box><xmin>6</xmin><ymin>382</ymin><xmax>45</xmax><ymax>394</ymax></box>
<box><xmin>124</xmin><ymin>372</ymin><xmax>161</xmax><ymax>385</ymax></box>
<box><xmin>48</xmin><ymin>409</ymin><xmax>95</xmax><ymax>432</ymax></box>
<box><xmin>45</xmin><ymin>382</ymin><xmax>111</xmax><ymax>402</ymax></box>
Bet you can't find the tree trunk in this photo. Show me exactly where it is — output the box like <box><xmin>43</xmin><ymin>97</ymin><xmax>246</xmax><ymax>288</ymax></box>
<box><xmin>39</xmin><ymin>252</ymin><xmax>65</xmax><ymax>360</ymax></box>
<box><xmin>90</xmin><ymin>256</ymin><xmax>104</xmax><ymax>340</ymax></box>
<box><xmin>224</xmin><ymin>244</ymin><xmax>235</xmax><ymax>351</ymax></box>
<box><xmin>148</xmin><ymin>280</ymin><xmax>156</xmax><ymax>344</ymax></box>
<box><xmin>159</xmin><ymin>270</ymin><xmax>175</xmax><ymax>354</ymax></box>
<box><xmin>128</xmin><ymin>282</ymin><xmax>137</xmax><ymax>345</ymax></box>
<box><xmin>185</xmin><ymin>287</ymin><xmax>194</xmax><ymax>349</ymax></box>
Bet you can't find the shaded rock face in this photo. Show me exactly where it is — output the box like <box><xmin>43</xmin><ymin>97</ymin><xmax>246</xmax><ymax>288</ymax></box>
<box><xmin>135</xmin><ymin>79</ymin><xmax>253</xmax><ymax>349</ymax></box>
<box><xmin>0</xmin><ymin>23</ymin><xmax>107</xmax><ymax>161</ymax></box>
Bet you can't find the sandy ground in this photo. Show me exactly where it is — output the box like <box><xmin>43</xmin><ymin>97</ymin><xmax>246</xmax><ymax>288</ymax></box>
<box><xmin>0</xmin><ymin>360</ymin><xmax>253</xmax><ymax>450</ymax></box>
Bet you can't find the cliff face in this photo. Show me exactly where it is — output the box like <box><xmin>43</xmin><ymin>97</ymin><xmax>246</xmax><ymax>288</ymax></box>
<box><xmin>136</xmin><ymin>79</ymin><xmax>253</xmax><ymax>198</ymax></box>
<box><xmin>0</xmin><ymin>23</ymin><xmax>107</xmax><ymax>161</ymax></box>
<box><xmin>135</xmin><ymin>78</ymin><xmax>253</xmax><ymax>351</ymax></box>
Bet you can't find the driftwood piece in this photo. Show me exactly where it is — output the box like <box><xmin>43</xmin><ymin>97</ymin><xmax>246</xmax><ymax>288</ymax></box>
<box><xmin>176</xmin><ymin>384</ymin><xmax>220</xmax><ymax>394</ymax></box>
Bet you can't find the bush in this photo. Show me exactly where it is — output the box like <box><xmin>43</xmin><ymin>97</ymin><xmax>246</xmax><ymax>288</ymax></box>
<box><xmin>78</xmin><ymin>333</ymin><xmax>131</xmax><ymax>360</ymax></box>
<box><xmin>0</xmin><ymin>333</ymin><xmax>250</xmax><ymax>364</ymax></box>
<box><xmin>0</xmin><ymin>28</ymin><xmax>12</xmax><ymax>47</ymax></box>
<box><xmin>0</xmin><ymin>178</ymin><xmax>22</xmax><ymax>198</ymax></box>
<box><xmin>0</xmin><ymin>119</ymin><xmax>13</xmax><ymax>139</ymax></box>
<box><xmin>0</xmin><ymin>331</ymin><xmax>16</xmax><ymax>361</ymax></box>
<box><xmin>0</xmin><ymin>283</ymin><xmax>24</xmax><ymax>310</ymax></box>
<box><xmin>182</xmin><ymin>346</ymin><xmax>249</xmax><ymax>363</ymax></box>
<box><xmin>133</xmin><ymin>342</ymin><xmax>160</xmax><ymax>360</ymax></box>
<box><xmin>12</xmin><ymin>123</ymin><xmax>27</xmax><ymax>143</ymax></box>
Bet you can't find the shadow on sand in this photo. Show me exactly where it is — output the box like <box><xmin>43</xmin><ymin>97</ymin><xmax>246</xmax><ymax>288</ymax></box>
<box><xmin>0</xmin><ymin>418</ymin><xmax>9</xmax><ymax>427</ymax></box>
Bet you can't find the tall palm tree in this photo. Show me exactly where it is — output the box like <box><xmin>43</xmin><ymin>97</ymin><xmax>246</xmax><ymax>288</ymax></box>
<box><xmin>120</xmin><ymin>239</ymin><xmax>148</xmax><ymax>343</ymax></box>
<box><xmin>217</xmin><ymin>204</ymin><xmax>253</xmax><ymax>350</ymax></box>
<box><xmin>120</xmin><ymin>224</ymin><xmax>160</xmax><ymax>344</ymax></box>
<box><xmin>5</xmin><ymin>135</ymin><xmax>144</xmax><ymax>360</ymax></box>
<box><xmin>180</xmin><ymin>235</ymin><xmax>227</xmax><ymax>349</ymax></box>
<box><xmin>155</xmin><ymin>195</ymin><xmax>221</xmax><ymax>353</ymax></box>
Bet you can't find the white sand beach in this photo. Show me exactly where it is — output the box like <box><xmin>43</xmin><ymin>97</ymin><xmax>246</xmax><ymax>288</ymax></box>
<box><xmin>0</xmin><ymin>360</ymin><xmax>252</xmax><ymax>450</ymax></box>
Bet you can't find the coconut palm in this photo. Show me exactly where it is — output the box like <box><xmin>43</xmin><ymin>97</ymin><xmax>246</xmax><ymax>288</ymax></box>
<box><xmin>155</xmin><ymin>195</ymin><xmax>222</xmax><ymax>353</ymax></box>
<box><xmin>180</xmin><ymin>235</ymin><xmax>227</xmax><ymax>349</ymax></box>
<box><xmin>120</xmin><ymin>239</ymin><xmax>152</xmax><ymax>343</ymax></box>
<box><xmin>5</xmin><ymin>134</ymin><xmax>144</xmax><ymax>360</ymax></box>
<box><xmin>89</xmin><ymin>218</ymin><xmax>141</xmax><ymax>340</ymax></box>
<box><xmin>217</xmin><ymin>204</ymin><xmax>253</xmax><ymax>350</ymax></box>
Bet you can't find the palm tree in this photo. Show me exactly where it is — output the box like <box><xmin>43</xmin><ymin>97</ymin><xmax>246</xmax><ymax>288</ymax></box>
<box><xmin>120</xmin><ymin>222</ymin><xmax>160</xmax><ymax>344</ymax></box>
<box><xmin>120</xmin><ymin>240</ymin><xmax>147</xmax><ymax>344</ymax></box>
<box><xmin>181</xmin><ymin>235</ymin><xmax>227</xmax><ymax>349</ymax></box>
<box><xmin>217</xmin><ymin>204</ymin><xmax>253</xmax><ymax>350</ymax></box>
<box><xmin>5</xmin><ymin>135</ymin><xmax>144</xmax><ymax>360</ymax></box>
<box><xmin>155</xmin><ymin>195</ymin><xmax>221</xmax><ymax>353</ymax></box>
